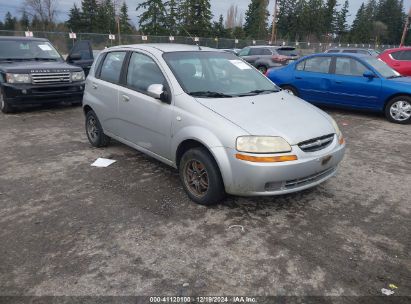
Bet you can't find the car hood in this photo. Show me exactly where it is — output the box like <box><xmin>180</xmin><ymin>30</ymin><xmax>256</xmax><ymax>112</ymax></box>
<box><xmin>0</xmin><ymin>60</ymin><xmax>82</xmax><ymax>73</ymax></box>
<box><xmin>195</xmin><ymin>91</ymin><xmax>336</xmax><ymax>145</ymax></box>
<box><xmin>387</xmin><ymin>76</ymin><xmax>411</xmax><ymax>84</ymax></box>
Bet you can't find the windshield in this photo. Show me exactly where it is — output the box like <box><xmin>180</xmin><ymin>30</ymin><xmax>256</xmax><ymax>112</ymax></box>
<box><xmin>364</xmin><ymin>57</ymin><xmax>400</xmax><ymax>78</ymax></box>
<box><xmin>0</xmin><ymin>40</ymin><xmax>62</xmax><ymax>60</ymax></box>
<box><xmin>163</xmin><ymin>51</ymin><xmax>279</xmax><ymax>97</ymax></box>
<box><xmin>276</xmin><ymin>48</ymin><xmax>297</xmax><ymax>56</ymax></box>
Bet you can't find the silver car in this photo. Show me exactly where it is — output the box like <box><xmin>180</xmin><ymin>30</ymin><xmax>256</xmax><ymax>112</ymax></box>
<box><xmin>83</xmin><ymin>44</ymin><xmax>346</xmax><ymax>205</ymax></box>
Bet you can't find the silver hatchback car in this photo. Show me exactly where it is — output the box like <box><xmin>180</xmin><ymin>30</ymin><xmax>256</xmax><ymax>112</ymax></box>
<box><xmin>83</xmin><ymin>44</ymin><xmax>346</xmax><ymax>205</ymax></box>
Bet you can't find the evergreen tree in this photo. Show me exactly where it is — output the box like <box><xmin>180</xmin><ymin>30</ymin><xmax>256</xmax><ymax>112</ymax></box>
<box><xmin>96</xmin><ymin>0</ymin><xmax>116</xmax><ymax>34</ymax></box>
<box><xmin>0</xmin><ymin>21</ymin><xmax>3</xmax><ymax>30</ymax></box>
<box><xmin>244</xmin><ymin>0</ymin><xmax>269</xmax><ymax>39</ymax></box>
<box><xmin>20</xmin><ymin>11</ymin><xmax>30</xmax><ymax>30</ymax></box>
<box><xmin>375</xmin><ymin>0</ymin><xmax>404</xmax><ymax>44</ymax></box>
<box><xmin>335</xmin><ymin>0</ymin><xmax>349</xmax><ymax>41</ymax></box>
<box><xmin>164</xmin><ymin>0</ymin><xmax>180</xmax><ymax>34</ymax></box>
<box><xmin>137</xmin><ymin>0</ymin><xmax>167</xmax><ymax>35</ymax></box>
<box><xmin>180</xmin><ymin>0</ymin><xmax>213</xmax><ymax>37</ymax></box>
<box><xmin>31</xmin><ymin>15</ymin><xmax>41</xmax><ymax>31</ymax></box>
<box><xmin>4</xmin><ymin>12</ymin><xmax>17</xmax><ymax>30</ymax></box>
<box><xmin>212</xmin><ymin>14</ymin><xmax>227</xmax><ymax>37</ymax></box>
<box><xmin>323</xmin><ymin>0</ymin><xmax>337</xmax><ymax>36</ymax></box>
<box><xmin>119</xmin><ymin>2</ymin><xmax>133</xmax><ymax>35</ymax></box>
<box><xmin>66</xmin><ymin>4</ymin><xmax>82</xmax><ymax>32</ymax></box>
<box><xmin>350</xmin><ymin>3</ymin><xmax>369</xmax><ymax>42</ymax></box>
<box><xmin>81</xmin><ymin>0</ymin><xmax>98</xmax><ymax>32</ymax></box>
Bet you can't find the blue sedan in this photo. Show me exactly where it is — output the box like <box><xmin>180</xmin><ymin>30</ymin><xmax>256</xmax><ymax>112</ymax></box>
<box><xmin>266</xmin><ymin>53</ymin><xmax>411</xmax><ymax>124</ymax></box>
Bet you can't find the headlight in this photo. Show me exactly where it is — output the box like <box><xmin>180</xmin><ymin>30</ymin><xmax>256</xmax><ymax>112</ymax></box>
<box><xmin>71</xmin><ymin>71</ymin><xmax>85</xmax><ymax>82</ymax></box>
<box><xmin>236</xmin><ymin>136</ymin><xmax>292</xmax><ymax>153</ymax></box>
<box><xmin>6</xmin><ymin>73</ymin><xmax>31</xmax><ymax>84</ymax></box>
<box><xmin>331</xmin><ymin>119</ymin><xmax>345</xmax><ymax>145</ymax></box>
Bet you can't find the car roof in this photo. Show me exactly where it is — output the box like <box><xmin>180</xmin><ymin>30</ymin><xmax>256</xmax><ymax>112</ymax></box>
<box><xmin>327</xmin><ymin>47</ymin><xmax>372</xmax><ymax>51</ymax></box>
<box><xmin>248</xmin><ymin>45</ymin><xmax>294</xmax><ymax>49</ymax></box>
<box><xmin>0</xmin><ymin>36</ymin><xmax>48</xmax><ymax>42</ymax></box>
<box><xmin>108</xmin><ymin>43</ymin><xmax>218</xmax><ymax>53</ymax></box>
<box><xmin>305</xmin><ymin>53</ymin><xmax>371</xmax><ymax>59</ymax></box>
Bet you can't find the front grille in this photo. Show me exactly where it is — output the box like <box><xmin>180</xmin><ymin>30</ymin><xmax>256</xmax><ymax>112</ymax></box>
<box><xmin>31</xmin><ymin>72</ymin><xmax>71</xmax><ymax>84</ymax></box>
<box><xmin>298</xmin><ymin>134</ymin><xmax>334</xmax><ymax>152</ymax></box>
<box><xmin>284</xmin><ymin>167</ymin><xmax>336</xmax><ymax>189</ymax></box>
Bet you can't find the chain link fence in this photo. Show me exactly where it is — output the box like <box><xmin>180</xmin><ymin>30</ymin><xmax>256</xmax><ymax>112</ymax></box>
<box><xmin>0</xmin><ymin>30</ymin><xmax>400</xmax><ymax>56</ymax></box>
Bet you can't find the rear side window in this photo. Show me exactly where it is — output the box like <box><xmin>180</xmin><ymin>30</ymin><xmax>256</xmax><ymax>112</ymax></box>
<box><xmin>326</xmin><ymin>49</ymin><xmax>340</xmax><ymax>53</ymax></box>
<box><xmin>126</xmin><ymin>52</ymin><xmax>166</xmax><ymax>93</ymax></box>
<box><xmin>297</xmin><ymin>57</ymin><xmax>332</xmax><ymax>73</ymax></box>
<box><xmin>261</xmin><ymin>48</ymin><xmax>272</xmax><ymax>55</ymax></box>
<box><xmin>238</xmin><ymin>47</ymin><xmax>250</xmax><ymax>56</ymax></box>
<box><xmin>249</xmin><ymin>48</ymin><xmax>263</xmax><ymax>55</ymax></box>
<box><xmin>335</xmin><ymin>57</ymin><xmax>368</xmax><ymax>76</ymax></box>
<box><xmin>400</xmin><ymin>50</ymin><xmax>411</xmax><ymax>60</ymax></box>
<box><xmin>390</xmin><ymin>51</ymin><xmax>403</xmax><ymax>60</ymax></box>
<box><xmin>99</xmin><ymin>51</ymin><xmax>126</xmax><ymax>84</ymax></box>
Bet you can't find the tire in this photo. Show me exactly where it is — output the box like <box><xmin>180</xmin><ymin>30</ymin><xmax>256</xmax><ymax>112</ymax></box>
<box><xmin>179</xmin><ymin>147</ymin><xmax>226</xmax><ymax>205</ymax></box>
<box><xmin>257</xmin><ymin>65</ymin><xmax>268</xmax><ymax>74</ymax></box>
<box><xmin>0</xmin><ymin>91</ymin><xmax>14</xmax><ymax>114</ymax></box>
<box><xmin>281</xmin><ymin>85</ymin><xmax>299</xmax><ymax>97</ymax></box>
<box><xmin>85</xmin><ymin>110</ymin><xmax>110</xmax><ymax>147</ymax></box>
<box><xmin>385</xmin><ymin>96</ymin><xmax>411</xmax><ymax>124</ymax></box>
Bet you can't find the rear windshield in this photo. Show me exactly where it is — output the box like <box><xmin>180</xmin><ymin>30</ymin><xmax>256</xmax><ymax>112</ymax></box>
<box><xmin>0</xmin><ymin>40</ymin><xmax>62</xmax><ymax>60</ymax></box>
<box><xmin>276</xmin><ymin>48</ymin><xmax>297</xmax><ymax>56</ymax></box>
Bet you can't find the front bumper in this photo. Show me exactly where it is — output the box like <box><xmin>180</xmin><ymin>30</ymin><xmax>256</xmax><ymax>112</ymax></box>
<box><xmin>212</xmin><ymin>135</ymin><xmax>346</xmax><ymax>196</ymax></box>
<box><xmin>2</xmin><ymin>82</ymin><xmax>85</xmax><ymax>105</ymax></box>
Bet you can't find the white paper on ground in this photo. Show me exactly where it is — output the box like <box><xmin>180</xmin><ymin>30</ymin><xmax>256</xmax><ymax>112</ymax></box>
<box><xmin>91</xmin><ymin>158</ymin><xmax>117</xmax><ymax>167</ymax></box>
<box><xmin>381</xmin><ymin>288</ymin><xmax>394</xmax><ymax>296</ymax></box>
<box><xmin>229</xmin><ymin>60</ymin><xmax>252</xmax><ymax>70</ymax></box>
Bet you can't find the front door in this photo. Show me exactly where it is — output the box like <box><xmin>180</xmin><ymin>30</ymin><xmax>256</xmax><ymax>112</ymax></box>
<box><xmin>117</xmin><ymin>52</ymin><xmax>173</xmax><ymax>160</ymax></box>
<box><xmin>329</xmin><ymin>57</ymin><xmax>381</xmax><ymax>109</ymax></box>
<box><xmin>67</xmin><ymin>40</ymin><xmax>94</xmax><ymax>76</ymax></box>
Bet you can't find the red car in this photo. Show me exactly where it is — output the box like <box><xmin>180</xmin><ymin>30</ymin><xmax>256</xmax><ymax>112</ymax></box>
<box><xmin>378</xmin><ymin>47</ymin><xmax>411</xmax><ymax>76</ymax></box>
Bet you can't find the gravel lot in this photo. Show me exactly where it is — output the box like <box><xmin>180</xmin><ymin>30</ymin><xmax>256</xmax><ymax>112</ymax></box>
<box><xmin>0</xmin><ymin>104</ymin><xmax>410</xmax><ymax>301</ymax></box>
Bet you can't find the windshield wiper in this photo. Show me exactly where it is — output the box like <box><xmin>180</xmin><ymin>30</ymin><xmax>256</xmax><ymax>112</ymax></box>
<box><xmin>32</xmin><ymin>57</ymin><xmax>58</xmax><ymax>61</ymax></box>
<box><xmin>237</xmin><ymin>89</ymin><xmax>279</xmax><ymax>96</ymax></box>
<box><xmin>387</xmin><ymin>75</ymin><xmax>403</xmax><ymax>79</ymax></box>
<box><xmin>189</xmin><ymin>91</ymin><xmax>234</xmax><ymax>98</ymax></box>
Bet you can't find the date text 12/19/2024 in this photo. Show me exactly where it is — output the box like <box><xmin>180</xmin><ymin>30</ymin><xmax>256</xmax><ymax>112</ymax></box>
<box><xmin>149</xmin><ymin>296</ymin><xmax>257</xmax><ymax>303</ymax></box>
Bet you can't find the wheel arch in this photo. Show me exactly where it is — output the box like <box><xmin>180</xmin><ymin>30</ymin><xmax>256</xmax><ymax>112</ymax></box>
<box><xmin>384</xmin><ymin>93</ymin><xmax>411</xmax><ymax>110</ymax></box>
<box><xmin>83</xmin><ymin>104</ymin><xmax>94</xmax><ymax>115</ymax></box>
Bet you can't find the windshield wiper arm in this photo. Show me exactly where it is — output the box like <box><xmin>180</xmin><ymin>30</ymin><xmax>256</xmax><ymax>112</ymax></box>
<box><xmin>189</xmin><ymin>91</ymin><xmax>234</xmax><ymax>98</ymax></box>
<box><xmin>237</xmin><ymin>89</ymin><xmax>279</xmax><ymax>96</ymax></box>
<box><xmin>387</xmin><ymin>75</ymin><xmax>402</xmax><ymax>79</ymax></box>
<box><xmin>32</xmin><ymin>57</ymin><xmax>58</xmax><ymax>61</ymax></box>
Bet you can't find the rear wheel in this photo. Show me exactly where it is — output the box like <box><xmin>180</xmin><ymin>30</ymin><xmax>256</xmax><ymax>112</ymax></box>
<box><xmin>85</xmin><ymin>110</ymin><xmax>110</xmax><ymax>147</ymax></box>
<box><xmin>0</xmin><ymin>92</ymin><xmax>14</xmax><ymax>114</ymax></box>
<box><xmin>257</xmin><ymin>65</ymin><xmax>268</xmax><ymax>74</ymax></box>
<box><xmin>179</xmin><ymin>147</ymin><xmax>225</xmax><ymax>205</ymax></box>
<box><xmin>385</xmin><ymin>96</ymin><xmax>411</xmax><ymax>124</ymax></box>
<box><xmin>281</xmin><ymin>85</ymin><xmax>299</xmax><ymax>97</ymax></box>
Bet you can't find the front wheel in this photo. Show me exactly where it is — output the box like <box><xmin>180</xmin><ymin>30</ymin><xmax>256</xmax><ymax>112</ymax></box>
<box><xmin>281</xmin><ymin>85</ymin><xmax>299</xmax><ymax>97</ymax></box>
<box><xmin>0</xmin><ymin>92</ymin><xmax>14</xmax><ymax>114</ymax></box>
<box><xmin>85</xmin><ymin>110</ymin><xmax>110</xmax><ymax>147</ymax></box>
<box><xmin>179</xmin><ymin>148</ymin><xmax>226</xmax><ymax>205</ymax></box>
<box><xmin>257</xmin><ymin>65</ymin><xmax>268</xmax><ymax>74</ymax></box>
<box><xmin>385</xmin><ymin>96</ymin><xmax>411</xmax><ymax>124</ymax></box>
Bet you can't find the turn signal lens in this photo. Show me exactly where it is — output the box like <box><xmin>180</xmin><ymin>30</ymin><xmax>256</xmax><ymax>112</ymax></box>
<box><xmin>236</xmin><ymin>154</ymin><xmax>298</xmax><ymax>163</ymax></box>
<box><xmin>339</xmin><ymin>136</ymin><xmax>345</xmax><ymax>145</ymax></box>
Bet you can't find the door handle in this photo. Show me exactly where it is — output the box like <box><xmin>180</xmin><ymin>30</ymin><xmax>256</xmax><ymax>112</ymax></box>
<box><xmin>122</xmin><ymin>95</ymin><xmax>130</xmax><ymax>102</ymax></box>
<box><xmin>295</xmin><ymin>76</ymin><xmax>302</xmax><ymax>79</ymax></box>
<box><xmin>92</xmin><ymin>83</ymin><xmax>98</xmax><ymax>89</ymax></box>
<box><xmin>335</xmin><ymin>80</ymin><xmax>342</xmax><ymax>84</ymax></box>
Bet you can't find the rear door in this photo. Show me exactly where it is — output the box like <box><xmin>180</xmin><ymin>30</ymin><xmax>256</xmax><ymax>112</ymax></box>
<box><xmin>88</xmin><ymin>51</ymin><xmax>127</xmax><ymax>135</ymax></box>
<box><xmin>66</xmin><ymin>40</ymin><xmax>94</xmax><ymax>76</ymax></box>
<box><xmin>292</xmin><ymin>56</ymin><xmax>333</xmax><ymax>104</ymax></box>
<box><xmin>389</xmin><ymin>50</ymin><xmax>411</xmax><ymax>76</ymax></box>
<box><xmin>329</xmin><ymin>56</ymin><xmax>381</xmax><ymax>108</ymax></box>
<box><xmin>116</xmin><ymin>51</ymin><xmax>173</xmax><ymax>160</ymax></box>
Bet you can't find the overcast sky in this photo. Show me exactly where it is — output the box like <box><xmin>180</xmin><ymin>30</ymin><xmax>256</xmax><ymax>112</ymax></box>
<box><xmin>0</xmin><ymin>0</ymin><xmax>410</xmax><ymax>27</ymax></box>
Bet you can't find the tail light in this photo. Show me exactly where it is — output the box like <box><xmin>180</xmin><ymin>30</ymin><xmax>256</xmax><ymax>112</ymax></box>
<box><xmin>272</xmin><ymin>55</ymin><xmax>288</xmax><ymax>63</ymax></box>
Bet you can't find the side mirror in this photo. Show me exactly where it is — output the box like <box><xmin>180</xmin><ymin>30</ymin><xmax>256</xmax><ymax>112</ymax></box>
<box><xmin>68</xmin><ymin>53</ymin><xmax>81</xmax><ymax>61</ymax></box>
<box><xmin>363</xmin><ymin>70</ymin><xmax>376</xmax><ymax>78</ymax></box>
<box><xmin>147</xmin><ymin>84</ymin><xmax>170</xmax><ymax>103</ymax></box>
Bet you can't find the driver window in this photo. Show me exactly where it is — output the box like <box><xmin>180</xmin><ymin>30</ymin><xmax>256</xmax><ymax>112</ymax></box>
<box><xmin>335</xmin><ymin>57</ymin><xmax>368</xmax><ymax>76</ymax></box>
<box><xmin>126</xmin><ymin>52</ymin><xmax>166</xmax><ymax>93</ymax></box>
